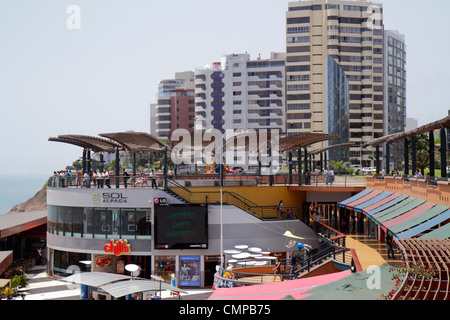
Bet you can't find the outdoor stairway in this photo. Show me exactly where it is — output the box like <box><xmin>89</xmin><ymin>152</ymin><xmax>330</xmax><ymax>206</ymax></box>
<box><xmin>165</xmin><ymin>179</ymin><xmax>284</xmax><ymax>220</ymax></box>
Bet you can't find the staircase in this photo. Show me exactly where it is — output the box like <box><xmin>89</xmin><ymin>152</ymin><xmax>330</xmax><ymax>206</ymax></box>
<box><xmin>165</xmin><ymin>179</ymin><xmax>285</xmax><ymax>220</ymax></box>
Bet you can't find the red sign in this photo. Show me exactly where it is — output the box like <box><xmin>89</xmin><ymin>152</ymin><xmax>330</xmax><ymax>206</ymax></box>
<box><xmin>103</xmin><ymin>239</ymin><xmax>131</xmax><ymax>256</ymax></box>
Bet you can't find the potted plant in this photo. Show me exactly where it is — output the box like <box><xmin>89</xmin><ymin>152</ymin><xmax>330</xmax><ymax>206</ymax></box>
<box><xmin>1</xmin><ymin>287</ymin><xmax>15</xmax><ymax>300</ymax></box>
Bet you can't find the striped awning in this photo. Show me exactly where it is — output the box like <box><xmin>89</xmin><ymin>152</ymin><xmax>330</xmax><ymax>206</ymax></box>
<box><xmin>345</xmin><ymin>190</ymin><xmax>383</xmax><ymax>210</ymax></box>
<box><xmin>362</xmin><ymin>193</ymin><xmax>403</xmax><ymax>215</ymax></box>
<box><xmin>353</xmin><ymin>192</ymin><xmax>393</xmax><ymax>213</ymax></box>
<box><xmin>340</xmin><ymin>190</ymin><xmax>450</xmax><ymax>239</ymax></box>
<box><xmin>420</xmin><ymin>221</ymin><xmax>450</xmax><ymax>240</ymax></box>
<box><xmin>396</xmin><ymin>208</ymin><xmax>450</xmax><ymax>239</ymax></box>
<box><xmin>339</xmin><ymin>189</ymin><xmax>374</xmax><ymax>208</ymax></box>
<box><xmin>383</xmin><ymin>201</ymin><xmax>436</xmax><ymax>230</ymax></box>
<box><xmin>366</xmin><ymin>194</ymin><xmax>409</xmax><ymax>218</ymax></box>
<box><xmin>371</xmin><ymin>198</ymin><xmax>424</xmax><ymax>223</ymax></box>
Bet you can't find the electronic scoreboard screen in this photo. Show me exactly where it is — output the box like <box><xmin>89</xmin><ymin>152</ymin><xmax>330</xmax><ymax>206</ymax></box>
<box><xmin>154</xmin><ymin>204</ymin><xmax>208</xmax><ymax>250</ymax></box>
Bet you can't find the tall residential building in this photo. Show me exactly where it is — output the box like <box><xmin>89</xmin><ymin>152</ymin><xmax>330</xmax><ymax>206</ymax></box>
<box><xmin>384</xmin><ymin>30</ymin><xmax>407</xmax><ymax>170</ymax></box>
<box><xmin>154</xmin><ymin>71</ymin><xmax>195</xmax><ymax>139</ymax></box>
<box><xmin>194</xmin><ymin>53</ymin><xmax>286</xmax><ymax>134</ymax></box>
<box><xmin>286</xmin><ymin>0</ymin><xmax>385</xmax><ymax>166</ymax></box>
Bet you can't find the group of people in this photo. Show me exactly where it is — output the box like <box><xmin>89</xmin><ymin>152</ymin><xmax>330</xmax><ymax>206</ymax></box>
<box><xmin>50</xmin><ymin>168</ymin><xmax>165</xmax><ymax>189</ymax></box>
<box><xmin>322</xmin><ymin>167</ymin><xmax>335</xmax><ymax>185</ymax></box>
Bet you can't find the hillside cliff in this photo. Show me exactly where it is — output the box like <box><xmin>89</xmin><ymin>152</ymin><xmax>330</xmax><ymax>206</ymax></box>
<box><xmin>8</xmin><ymin>184</ymin><xmax>47</xmax><ymax>214</ymax></box>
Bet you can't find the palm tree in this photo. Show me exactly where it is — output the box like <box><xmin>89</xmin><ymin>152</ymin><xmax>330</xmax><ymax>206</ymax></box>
<box><xmin>328</xmin><ymin>160</ymin><xmax>350</xmax><ymax>174</ymax></box>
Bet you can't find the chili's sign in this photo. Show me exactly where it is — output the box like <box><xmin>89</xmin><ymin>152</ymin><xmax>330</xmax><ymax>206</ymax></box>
<box><xmin>103</xmin><ymin>239</ymin><xmax>131</xmax><ymax>256</ymax></box>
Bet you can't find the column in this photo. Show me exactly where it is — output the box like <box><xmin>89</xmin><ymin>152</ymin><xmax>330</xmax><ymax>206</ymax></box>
<box><xmin>404</xmin><ymin>139</ymin><xmax>409</xmax><ymax>176</ymax></box>
<box><xmin>411</xmin><ymin>136</ymin><xmax>417</xmax><ymax>175</ymax></box>
<box><xmin>440</xmin><ymin>128</ymin><xmax>448</xmax><ymax>178</ymax></box>
<box><xmin>298</xmin><ymin>148</ymin><xmax>303</xmax><ymax>186</ymax></box>
<box><xmin>429</xmin><ymin>131</ymin><xmax>435</xmax><ymax>178</ymax></box>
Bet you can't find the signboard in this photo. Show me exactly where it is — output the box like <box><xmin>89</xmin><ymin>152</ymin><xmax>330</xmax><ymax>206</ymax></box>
<box><xmin>103</xmin><ymin>239</ymin><xmax>131</xmax><ymax>256</ymax></box>
<box><xmin>179</xmin><ymin>256</ymin><xmax>200</xmax><ymax>287</ymax></box>
<box><xmin>154</xmin><ymin>198</ymin><xmax>168</xmax><ymax>206</ymax></box>
<box><xmin>154</xmin><ymin>204</ymin><xmax>208</xmax><ymax>250</ymax></box>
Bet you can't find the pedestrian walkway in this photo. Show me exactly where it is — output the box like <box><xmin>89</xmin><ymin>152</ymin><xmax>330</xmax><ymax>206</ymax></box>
<box><xmin>14</xmin><ymin>265</ymin><xmax>80</xmax><ymax>300</ymax></box>
<box><xmin>13</xmin><ymin>264</ymin><xmax>213</xmax><ymax>300</ymax></box>
<box><xmin>346</xmin><ymin>234</ymin><xmax>403</xmax><ymax>270</ymax></box>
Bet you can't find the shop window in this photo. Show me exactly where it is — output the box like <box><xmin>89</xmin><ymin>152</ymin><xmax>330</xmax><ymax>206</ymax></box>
<box><xmin>155</xmin><ymin>256</ymin><xmax>176</xmax><ymax>282</ymax></box>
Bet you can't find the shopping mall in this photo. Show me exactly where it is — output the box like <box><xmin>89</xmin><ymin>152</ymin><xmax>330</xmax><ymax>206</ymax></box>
<box><xmin>3</xmin><ymin>117</ymin><xmax>450</xmax><ymax>301</ymax></box>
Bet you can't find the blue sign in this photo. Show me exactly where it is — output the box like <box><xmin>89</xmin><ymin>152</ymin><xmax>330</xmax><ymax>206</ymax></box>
<box><xmin>179</xmin><ymin>256</ymin><xmax>200</xmax><ymax>287</ymax></box>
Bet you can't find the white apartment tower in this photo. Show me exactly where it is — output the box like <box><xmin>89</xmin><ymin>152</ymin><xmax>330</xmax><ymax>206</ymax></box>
<box><xmin>286</xmin><ymin>0</ymin><xmax>385</xmax><ymax>166</ymax></box>
<box><xmin>194</xmin><ymin>53</ymin><xmax>286</xmax><ymax>134</ymax></box>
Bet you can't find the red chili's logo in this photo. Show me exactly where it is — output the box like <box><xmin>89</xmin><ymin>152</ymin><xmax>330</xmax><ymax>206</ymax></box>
<box><xmin>103</xmin><ymin>239</ymin><xmax>131</xmax><ymax>256</ymax></box>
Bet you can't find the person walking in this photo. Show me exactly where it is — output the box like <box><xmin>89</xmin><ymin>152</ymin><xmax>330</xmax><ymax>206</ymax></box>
<box><xmin>277</xmin><ymin>200</ymin><xmax>283</xmax><ymax>217</ymax></box>
<box><xmin>289</xmin><ymin>253</ymin><xmax>297</xmax><ymax>280</ymax></box>
<box><xmin>386</xmin><ymin>233</ymin><xmax>396</xmax><ymax>259</ymax></box>
<box><xmin>314</xmin><ymin>208</ymin><xmax>322</xmax><ymax>233</ymax></box>
<box><xmin>273</xmin><ymin>258</ymin><xmax>282</xmax><ymax>282</ymax></box>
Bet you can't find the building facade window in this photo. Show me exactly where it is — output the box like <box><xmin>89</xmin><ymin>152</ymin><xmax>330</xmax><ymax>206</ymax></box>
<box><xmin>48</xmin><ymin>205</ymin><xmax>152</xmax><ymax>240</ymax></box>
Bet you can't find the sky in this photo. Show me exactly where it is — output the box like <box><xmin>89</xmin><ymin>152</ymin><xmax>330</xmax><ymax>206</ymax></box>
<box><xmin>0</xmin><ymin>0</ymin><xmax>449</xmax><ymax>175</ymax></box>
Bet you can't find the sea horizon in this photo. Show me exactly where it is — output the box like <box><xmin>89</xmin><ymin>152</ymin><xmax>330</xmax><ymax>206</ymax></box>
<box><xmin>0</xmin><ymin>173</ymin><xmax>49</xmax><ymax>215</ymax></box>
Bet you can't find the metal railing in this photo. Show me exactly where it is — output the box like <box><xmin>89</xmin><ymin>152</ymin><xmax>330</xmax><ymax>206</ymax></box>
<box><xmin>214</xmin><ymin>239</ymin><xmax>355</xmax><ymax>289</ymax></box>
<box><xmin>46</xmin><ymin>171</ymin><xmax>366</xmax><ymax>189</ymax></box>
<box><xmin>166</xmin><ymin>179</ymin><xmax>298</xmax><ymax>220</ymax></box>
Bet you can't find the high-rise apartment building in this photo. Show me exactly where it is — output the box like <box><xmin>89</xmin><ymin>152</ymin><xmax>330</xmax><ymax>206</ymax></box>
<box><xmin>384</xmin><ymin>30</ymin><xmax>407</xmax><ymax>170</ymax></box>
<box><xmin>286</xmin><ymin>0</ymin><xmax>385</xmax><ymax>166</ymax></box>
<box><xmin>154</xmin><ymin>71</ymin><xmax>195</xmax><ymax>139</ymax></box>
<box><xmin>194</xmin><ymin>53</ymin><xmax>286</xmax><ymax>134</ymax></box>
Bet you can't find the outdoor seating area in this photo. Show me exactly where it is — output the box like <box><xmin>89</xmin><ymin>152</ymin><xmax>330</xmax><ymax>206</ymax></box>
<box><xmin>1</xmin><ymin>258</ymin><xmax>37</xmax><ymax>279</ymax></box>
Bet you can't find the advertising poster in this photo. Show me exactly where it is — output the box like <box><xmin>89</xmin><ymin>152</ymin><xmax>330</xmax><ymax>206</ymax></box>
<box><xmin>179</xmin><ymin>256</ymin><xmax>200</xmax><ymax>287</ymax></box>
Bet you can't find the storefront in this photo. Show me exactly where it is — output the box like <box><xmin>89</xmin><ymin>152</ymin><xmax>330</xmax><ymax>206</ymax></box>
<box><xmin>47</xmin><ymin>187</ymin><xmax>320</xmax><ymax>290</ymax></box>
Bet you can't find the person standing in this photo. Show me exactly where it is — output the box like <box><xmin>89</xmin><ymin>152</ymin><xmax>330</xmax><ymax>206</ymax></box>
<box><xmin>123</xmin><ymin>169</ymin><xmax>129</xmax><ymax>188</ymax></box>
<box><xmin>104</xmin><ymin>170</ymin><xmax>111</xmax><ymax>188</ymax></box>
<box><xmin>150</xmin><ymin>169</ymin><xmax>157</xmax><ymax>189</ymax></box>
<box><xmin>83</xmin><ymin>171</ymin><xmax>90</xmax><ymax>188</ymax></box>
<box><xmin>329</xmin><ymin>168</ymin><xmax>335</xmax><ymax>186</ymax></box>
<box><xmin>98</xmin><ymin>171</ymin><xmax>104</xmax><ymax>188</ymax></box>
<box><xmin>323</xmin><ymin>167</ymin><xmax>329</xmax><ymax>185</ymax></box>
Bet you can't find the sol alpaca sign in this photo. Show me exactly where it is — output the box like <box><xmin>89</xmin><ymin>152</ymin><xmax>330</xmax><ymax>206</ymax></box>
<box><xmin>103</xmin><ymin>239</ymin><xmax>131</xmax><ymax>256</ymax></box>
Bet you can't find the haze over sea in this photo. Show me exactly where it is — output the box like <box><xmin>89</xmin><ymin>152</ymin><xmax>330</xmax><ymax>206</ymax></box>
<box><xmin>0</xmin><ymin>174</ymin><xmax>49</xmax><ymax>215</ymax></box>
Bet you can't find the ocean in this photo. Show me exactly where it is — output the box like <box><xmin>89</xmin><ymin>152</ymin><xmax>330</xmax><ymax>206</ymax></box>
<box><xmin>0</xmin><ymin>174</ymin><xmax>50</xmax><ymax>215</ymax></box>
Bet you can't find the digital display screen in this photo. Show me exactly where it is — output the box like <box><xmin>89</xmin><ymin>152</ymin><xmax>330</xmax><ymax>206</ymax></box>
<box><xmin>154</xmin><ymin>204</ymin><xmax>208</xmax><ymax>250</ymax></box>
